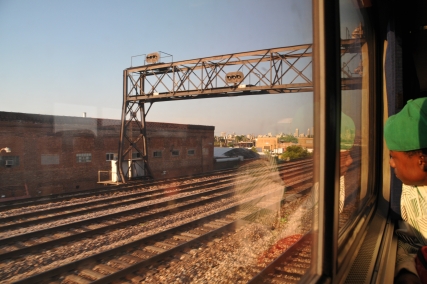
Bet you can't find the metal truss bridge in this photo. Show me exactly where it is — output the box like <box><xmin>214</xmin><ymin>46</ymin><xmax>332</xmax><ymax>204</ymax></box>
<box><xmin>117</xmin><ymin>38</ymin><xmax>365</xmax><ymax>182</ymax></box>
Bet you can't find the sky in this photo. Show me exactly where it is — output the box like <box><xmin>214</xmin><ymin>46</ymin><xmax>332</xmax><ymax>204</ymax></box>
<box><xmin>0</xmin><ymin>0</ymin><xmax>313</xmax><ymax>136</ymax></box>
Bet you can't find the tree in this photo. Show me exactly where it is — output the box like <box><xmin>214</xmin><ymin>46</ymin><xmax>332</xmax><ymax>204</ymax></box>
<box><xmin>279</xmin><ymin>134</ymin><xmax>298</xmax><ymax>143</ymax></box>
<box><xmin>235</xmin><ymin>135</ymin><xmax>246</xmax><ymax>142</ymax></box>
<box><xmin>280</xmin><ymin>145</ymin><xmax>310</xmax><ymax>160</ymax></box>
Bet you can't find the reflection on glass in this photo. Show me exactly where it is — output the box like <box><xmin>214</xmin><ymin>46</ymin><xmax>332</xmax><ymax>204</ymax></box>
<box><xmin>339</xmin><ymin>0</ymin><xmax>372</xmax><ymax>231</ymax></box>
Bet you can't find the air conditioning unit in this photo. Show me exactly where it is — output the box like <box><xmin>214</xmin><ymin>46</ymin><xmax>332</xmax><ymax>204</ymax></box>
<box><xmin>5</xmin><ymin>160</ymin><xmax>13</xmax><ymax>166</ymax></box>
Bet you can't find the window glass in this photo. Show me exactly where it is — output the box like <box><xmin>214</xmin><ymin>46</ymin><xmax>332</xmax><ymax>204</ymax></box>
<box><xmin>41</xmin><ymin>154</ymin><xmax>60</xmax><ymax>165</ymax></box>
<box><xmin>0</xmin><ymin>1</ymin><xmax>316</xmax><ymax>283</ymax></box>
<box><xmin>132</xmin><ymin>152</ymin><xmax>141</xmax><ymax>159</ymax></box>
<box><xmin>106</xmin><ymin>153</ymin><xmax>115</xmax><ymax>161</ymax></box>
<box><xmin>1</xmin><ymin>156</ymin><xmax>19</xmax><ymax>167</ymax></box>
<box><xmin>76</xmin><ymin>153</ymin><xmax>92</xmax><ymax>163</ymax></box>
<box><xmin>339</xmin><ymin>0</ymin><xmax>373</xmax><ymax>231</ymax></box>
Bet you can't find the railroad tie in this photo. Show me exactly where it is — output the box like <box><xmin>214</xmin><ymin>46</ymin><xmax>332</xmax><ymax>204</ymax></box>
<box><xmin>174</xmin><ymin>234</ymin><xmax>193</xmax><ymax>241</ymax></box>
<box><xmin>107</xmin><ymin>259</ymin><xmax>131</xmax><ymax>269</ymax></box>
<box><xmin>181</xmin><ymin>232</ymin><xmax>199</xmax><ymax>238</ymax></box>
<box><xmin>12</xmin><ymin>241</ymin><xmax>26</xmax><ymax>249</ymax></box>
<box><xmin>145</xmin><ymin>245</ymin><xmax>166</xmax><ymax>253</ymax></box>
<box><xmin>62</xmin><ymin>274</ymin><xmax>91</xmax><ymax>284</ymax></box>
<box><xmin>214</xmin><ymin>219</ymin><xmax>230</xmax><ymax>224</ymax></box>
<box><xmin>119</xmin><ymin>254</ymin><xmax>142</xmax><ymax>264</ymax></box>
<box><xmin>131</xmin><ymin>249</ymin><xmax>152</xmax><ymax>259</ymax></box>
<box><xmin>78</xmin><ymin>269</ymin><xmax>106</xmax><ymax>281</ymax></box>
<box><xmin>203</xmin><ymin>223</ymin><xmax>221</xmax><ymax>229</ymax></box>
<box><xmin>154</xmin><ymin>241</ymin><xmax>175</xmax><ymax>249</ymax></box>
<box><xmin>125</xmin><ymin>273</ymin><xmax>145</xmax><ymax>283</ymax></box>
<box><xmin>93</xmin><ymin>263</ymin><xmax>119</xmax><ymax>275</ymax></box>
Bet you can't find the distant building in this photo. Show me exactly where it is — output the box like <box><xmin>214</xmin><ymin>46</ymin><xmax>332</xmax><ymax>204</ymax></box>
<box><xmin>298</xmin><ymin>137</ymin><xmax>314</xmax><ymax>149</ymax></box>
<box><xmin>237</xmin><ymin>141</ymin><xmax>254</xmax><ymax>148</ymax></box>
<box><xmin>256</xmin><ymin>137</ymin><xmax>278</xmax><ymax>152</ymax></box>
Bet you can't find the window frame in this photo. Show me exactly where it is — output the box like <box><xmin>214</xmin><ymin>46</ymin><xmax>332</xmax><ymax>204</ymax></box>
<box><xmin>106</xmin><ymin>153</ymin><xmax>115</xmax><ymax>161</ymax></box>
<box><xmin>312</xmin><ymin>0</ymin><xmax>380</xmax><ymax>282</ymax></box>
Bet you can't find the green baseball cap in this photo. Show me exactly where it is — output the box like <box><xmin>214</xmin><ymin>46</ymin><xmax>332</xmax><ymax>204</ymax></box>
<box><xmin>341</xmin><ymin>112</ymin><xmax>355</xmax><ymax>150</ymax></box>
<box><xmin>384</xmin><ymin>97</ymin><xmax>427</xmax><ymax>151</ymax></box>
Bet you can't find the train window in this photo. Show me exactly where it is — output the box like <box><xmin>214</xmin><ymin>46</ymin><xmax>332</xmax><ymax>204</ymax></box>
<box><xmin>338</xmin><ymin>0</ymin><xmax>375</xmax><ymax>233</ymax></box>
<box><xmin>311</xmin><ymin>0</ymin><xmax>380</xmax><ymax>281</ymax></box>
<box><xmin>0</xmin><ymin>1</ymin><xmax>360</xmax><ymax>283</ymax></box>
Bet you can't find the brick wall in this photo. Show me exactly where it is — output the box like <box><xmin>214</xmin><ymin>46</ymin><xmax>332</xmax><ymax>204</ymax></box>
<box><xmin>0</xmin><ymin>112</ymin><xmax>214</xmax><ymax>198</ymax></box>
<box><xmin>146</xmin><ymin>124</ymin><xmax>214</xmax><ymax>179</ymax></box>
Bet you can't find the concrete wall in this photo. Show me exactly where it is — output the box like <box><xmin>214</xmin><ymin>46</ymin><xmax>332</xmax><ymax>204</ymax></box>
<box><xmin>0</xmin><ymin>112</ymin><xmax>214</xmax><ymax>198</ymax></box>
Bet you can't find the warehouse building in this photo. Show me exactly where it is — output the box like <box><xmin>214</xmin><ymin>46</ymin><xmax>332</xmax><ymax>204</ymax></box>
<box><xmin>0</xmin><ymin>112</ymin><xmax>214</xmax><ymax>198</ymax></box>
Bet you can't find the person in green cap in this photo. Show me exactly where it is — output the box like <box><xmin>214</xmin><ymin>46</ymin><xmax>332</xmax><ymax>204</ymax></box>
<box><xmin>310</xmin><ymin>112</ymin><xmax>355</xmax><ymax>217</ymax></box>
<box><xmin>340</xmin><ymin>112</ymin><xmax>356</xmax><ymax>213</ymax></box>
<box><xmin>384</xmin><ymin>97</ymin><xmax>427</xmax><ymax>284</ymax></box>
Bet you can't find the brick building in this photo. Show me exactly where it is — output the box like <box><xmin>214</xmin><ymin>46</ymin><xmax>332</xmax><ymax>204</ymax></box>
<box><xmin>297</xmin><ymin>137</ymin><xmax>314</xmax><ymax>150</ymax></box>
<box><xmin>0</xmin><ymin>112</ymin><xmax>214</xmax><ymax>198</ymax></box>
<box><xmin>256</xmin><ymin>137</ymin><xmax>279</xmax><ymax>151</ymax></box>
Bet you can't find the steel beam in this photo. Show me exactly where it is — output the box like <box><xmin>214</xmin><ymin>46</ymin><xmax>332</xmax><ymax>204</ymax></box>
<box><xmin>118</xmin><ymin>41</ymin><xmax>363</xmax><ymax>182</ymax></box>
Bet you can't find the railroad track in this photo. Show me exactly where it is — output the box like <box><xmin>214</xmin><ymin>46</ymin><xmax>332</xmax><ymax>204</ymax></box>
<box><xmin>0</xmin><ymin>162</ymin><xmax>311</xmax><ymax>238</ymax></box>
<box><xmin>0</xmin><ymin>172</ymin><xmax>310</xmax><ymax>259</ymax></box>
<box><xmin>0</xmin><ymin>158</ymin><xmax>312</xmax><ymax>215</ymax></box>
<box><xmin>0</xmin><ymin>158</ymin><xmax>315</xmax><ymax>283</ymax></box>
<box><xmin>13</xmin><ymin>184</ymin><xmax>314</xmax><ymax>283</ymax></box>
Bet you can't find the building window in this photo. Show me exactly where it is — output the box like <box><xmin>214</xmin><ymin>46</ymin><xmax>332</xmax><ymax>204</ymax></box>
<box><xmin>171</xmin><ymin>150</ymin><xmax>179</xmax><ymax>156</ymax></box>
<box><xmin>132</xmin><ymin>152</ymin><xmax>142</xmax><ymax>159</ymax></box>
<box><xmin>153</xmin><ymin>151</ymin><xmax>162</xmax><ymax>158</ymax></box>
<box><xmin>187</xmin><ymin>149</ymin><xmax>195</xmax><ymax>155</ymax></box>
<box><xmin>76</xmin><ymin>153</ymin><xmax>91</xmax><ymax>163</ymax></box>
<box><xmin>0</xmin><ymin>156</ymin><xmax>19</xmax><ymax>167</ymax></box>
<box><xmin>106</xmin><ymin>153</ymin><xmax>116</xmax><ymax>161</ymax></box>
<box><xmin>41</xmin><ymin>154</ymin><xmax>59</xmax><ymax>165</ymax></box>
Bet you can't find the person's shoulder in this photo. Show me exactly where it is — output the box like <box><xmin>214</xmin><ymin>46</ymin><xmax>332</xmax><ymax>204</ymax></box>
<box><xmin>401</xmin><ymin>184</ymin><xmax>419</xmax><ymax>200</ymax></box>
<box><xmin>417</xmin><ymin>185</ymin><xmax>427</xmax><ymax>191</ymax></box>
<box><xmin>402</xmin><ymin>184</ymin><xmax>417</xmax><ymax>193</ymax></box>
